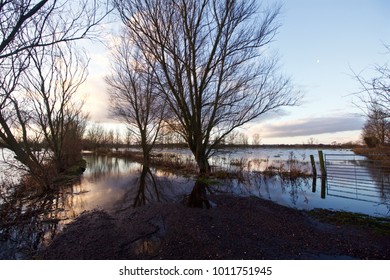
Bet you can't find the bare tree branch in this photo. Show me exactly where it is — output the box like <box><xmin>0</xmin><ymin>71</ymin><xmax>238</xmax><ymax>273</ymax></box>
<box><xmin>0</xmin><ymin>0</ymin><xmax>110</xmax><ymax>187</ymax></box>
<box><xmin>106</xmin><ymin>30</ymin><xmax>166</xmax><ymax>163</ymax></box>
<box><xmin>22</xmin><ymin>41</ymin><xmax>89</xmax><ymax>173</ymax></box>
<box><xmin>0</xmin><ymin>0</ymin><xmax>112</xmax><ymax>59</ymax></box>
<box><xmin>352</xmin><ymin>44</ymin><xmax>390</xmax><ymax>146</ymax></box>
<box><xmin>114</xmin><ymin>0</ymin><xmax>300</xmax><ymax>174</ymax></box>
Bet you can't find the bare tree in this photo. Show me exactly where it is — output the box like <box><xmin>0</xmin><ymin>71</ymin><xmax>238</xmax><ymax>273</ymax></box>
<box><xmin>252</xmin><ymin>133</ymin><xmax>261</xmax><ymax>145</ymax></box>
<box><xmin>0</xmin><ymin>0</ymin><xmax>110</xmax><ymax>59</ymax></box>
<box><xmin>361</xmin><ymin>105</ymin><xmax>389</xmax><ymax>147</ymax></box>
<box><xmin>114</xmin><ymin>128</ymin><xmax>122</xmax><ymax>150</ymax></box>
<box><xmin>106</xmin><ymin>31</ymin><xmax>166</xmax><ymax>164</ymax></box>
<box><xmin>114</xmin><ymin>0</ymin><xmax>299</xmax><ymax>174</ymax></box>
<box><xmin>0</xmin><ymin>53</ymin><xmax>43</xmax><ymax>175</ymax></box>
<box><xmin>226</xmin><ymin>131</ymin><xmax>239</xmax><ymax>145</ymax></box>
<box><xmin>352</xmin><ymin>44</ymin><xmax>390</xmax><ymax>147</ymax></box>
<box><xmin>22</xmin><ymin>42</ymin><xmax>89</xmax><ymax>174</ymax></box>
<box><xmin>353</xmin><ymin>59</ymin><xmax>390</xmax><ymax>117</ymax></box>
<box><xmin>0</xmin><ymin>0</ymin><xmax>110</xmax><ymax>181</ymax></box>
<box><xmin>84</xmin><ymin>123</ymin><xmax>108</xmax><ymax>150</ymax></box>
<box><xmin>306</xmin><ymin>137</ymin><xmax>318</xmax><ymax>145</ymax></box>
<box><xmin>238</xmin><ymin>133</ymin><xmax>249</xmax><ymax>146</ymax></box>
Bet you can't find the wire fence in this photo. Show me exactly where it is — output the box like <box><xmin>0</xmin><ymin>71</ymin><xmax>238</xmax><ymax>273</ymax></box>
<box><xmin>324</xmin><ymin>153</ymin><xmax>390</xmax><ymax>204</ymax></box>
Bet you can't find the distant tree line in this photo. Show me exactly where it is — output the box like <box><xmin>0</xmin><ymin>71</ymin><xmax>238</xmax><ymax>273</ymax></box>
<box><xmin>81</xmin><ymin>123</ymin><xmax>262</xmax><ymax>150</ymax></box>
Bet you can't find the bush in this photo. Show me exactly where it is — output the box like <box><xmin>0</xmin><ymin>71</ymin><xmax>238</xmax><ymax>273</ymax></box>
<box><xmin>364</xmin><ymin>136</ymin><xmax>380</xmax><ymax>148</ymax></box>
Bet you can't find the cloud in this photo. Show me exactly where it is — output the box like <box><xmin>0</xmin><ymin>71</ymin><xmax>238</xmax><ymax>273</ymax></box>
<box><xmin>259</xmin><ymin>115</ymin><xmax>364</xmax><ymax>138</ymax></box>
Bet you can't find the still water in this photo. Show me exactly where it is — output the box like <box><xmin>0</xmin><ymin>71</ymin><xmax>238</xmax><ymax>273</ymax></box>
<box><xmin>0</xmin><ymin>147</ymin><xmax>390</xmax><ymax>259</ymax></box>
<box><xmin>69</xmin><ymin>154</ymin><xmax>194</xmax><ymax>212</ymax></box>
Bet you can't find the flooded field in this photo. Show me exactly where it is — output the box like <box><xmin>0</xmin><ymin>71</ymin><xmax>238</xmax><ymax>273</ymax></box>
<box><xmin>1</xmin><ymin>147</ymin><xmax>390</xmax><ymax>259</ymax></box>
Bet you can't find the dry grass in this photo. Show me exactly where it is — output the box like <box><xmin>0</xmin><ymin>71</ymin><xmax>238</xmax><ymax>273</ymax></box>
<box><xmin>353</xmin><ymin>146</ymin><xmax>390</xmax><ymax>170</ymax></box>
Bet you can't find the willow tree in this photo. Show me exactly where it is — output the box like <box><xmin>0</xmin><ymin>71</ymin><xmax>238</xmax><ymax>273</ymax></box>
<box><xmin>0</xmin><ymin>0</ymin><xmax>110</xmax><ymax>182</ymax></box>
<box><xmin>22</xmin><ymin>42</ymin><xmax>89</xmax><ymax>174</ymax></box>
<box><xmin>114</xmin><ymin>0</ymin><xmax>299</xmax><ymax>174</ymax></box>
<box><xmin>106</xmin><ymin>31</ymin><xmax>166</xmax><ymax>165</ymax></box>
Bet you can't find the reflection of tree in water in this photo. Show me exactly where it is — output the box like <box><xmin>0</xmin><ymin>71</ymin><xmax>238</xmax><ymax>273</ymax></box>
<box><xmin>0</xmin><ymin>181</ymin><xmax>88</xmax><ymax>259</ymax></box>
<box><xmin>358</xmin><ymin>160</ymin><xmax>390</xmax><ymax>214</ymax></box>
<box><xmin>132</xmin><ymin>166</ymin><xmax>160</xmax><ymax>207</ymax></box>
<box><xmin>83</xmin><ymin>154</ymin><xmax>141</xmax><ymax>182</ymax></box>
<box><xmin>327</xmin><ymin>156</ymin><xmax>390</xmax><ymax>209</ymax></box>
<box><xmin>83</xmin><ymin>154</ymin><xmax>121</xmax><ymax>181</ymax></box>
<box><xmin>187</xmin><ymin>179</ymin><xmax>211</xmax><ymax>209</ymax></box>
<box><xmin>208</xmin><ymin>173</ymin><xmax>312</xmax><ymax>207</ymax></box>
<box><xmin>112</xmin><ymin>165</ymin><xmax>214</xmax><ymax>210</ymax></box>
<box><xmin>281</xmin><ymin>177</ymin><xmax>311</xmax><ymax>206</ymax></box>
<box><xmin>363</xmin><ymin>160</ymin><xmax>390</xmax><ymax>203</ymax></box>
<box><xmin>115</xmin><ymin>165</ymin><xmax>191</xmax><ymax>210</ymax></box>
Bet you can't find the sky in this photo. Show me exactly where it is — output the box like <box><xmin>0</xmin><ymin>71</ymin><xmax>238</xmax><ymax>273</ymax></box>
<box><xmin>80</xmin><ymin>0</ymin><xmax>390</xmax><ymax>145</ymax></box>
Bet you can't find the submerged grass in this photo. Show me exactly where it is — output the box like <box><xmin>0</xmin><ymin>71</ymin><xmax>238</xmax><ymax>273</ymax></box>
<box><xmin>93</xmin><ymin>149</ymin><xmax>313</xmax><ymax>181</ymax></box>
<box><xmin>308</xmin><ymin>208</ymin><xmax>390</xmax><ymax>236</ymax></box>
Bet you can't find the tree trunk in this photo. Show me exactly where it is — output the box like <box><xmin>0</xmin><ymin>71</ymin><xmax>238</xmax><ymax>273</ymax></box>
<box><xmin>141</xmin><ymin>139</ymin><xmax>151</xmax><ymax>166</ymax></box>
<box><xmin>0</xmin><ymin>119</ymin><xmax>44</xmax><ymax>179</ymax></box>
<box><xmin>133</xmin><ymin>166</ymin><xmax>147</xmax><ymax>207</ymax></box>
<box><xmin>195</xmin><ymin>153</ymin><xmax>211</xmax><ymax>175</ymax></box>
<box><xmin>188</xmin><ymin>136</ymin><xmax>211</xmax><ymax>175</ymax></box>
<box><xmin>187</xmin><ymin>179</ymin><xmax>210</xmax><ymax>209</ymax></box>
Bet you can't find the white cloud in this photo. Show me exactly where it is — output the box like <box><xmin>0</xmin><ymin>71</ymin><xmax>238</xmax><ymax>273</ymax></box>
<box><xmin>258</xmin><ymin>114</ymin><xmax>364</xmax><ymax>138</ymax></box>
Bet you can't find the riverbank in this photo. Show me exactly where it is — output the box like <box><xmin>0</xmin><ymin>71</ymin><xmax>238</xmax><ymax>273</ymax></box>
<box><xmin>38</xmin><ymin>193</ymin><xmax>390</xmax><ymax>260</ymax></box>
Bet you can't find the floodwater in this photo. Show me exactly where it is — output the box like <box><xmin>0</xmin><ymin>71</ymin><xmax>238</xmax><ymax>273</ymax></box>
<box><xmin>0</xmin><ymin>150</ymin><xmax>194</xmax><ymax>259</ymax></box>
<box><xmin>0</xmin><ymin>147</ymin><xmax>390</xmax><ymax>259</ymax></box>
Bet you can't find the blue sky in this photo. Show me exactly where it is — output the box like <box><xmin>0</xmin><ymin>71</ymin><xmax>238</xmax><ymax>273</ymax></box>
<box><xmin>81</xmin><ymin>0</ymin><xmax>390</xmax><ymax>145</ymax></box>
<box><xmin>252</xmin><ymin>0</ymin><xmax>390</xmax><ymax>144</ymax></box>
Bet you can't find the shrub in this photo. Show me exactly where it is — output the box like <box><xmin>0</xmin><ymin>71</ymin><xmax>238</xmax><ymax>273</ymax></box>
<box><xmin>364</xmin><ymin>136</ymin><xmax>380</xmax><ymax>148</ymax></box>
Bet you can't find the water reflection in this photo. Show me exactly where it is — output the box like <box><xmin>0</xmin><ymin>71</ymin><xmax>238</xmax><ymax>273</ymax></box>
<box><xmin>0</xmin><ymin>183</ymin><xmax>85</xmax><ymax>259</ymax></box>
<box><xmin>113</xmin><ymin>165</ymin><xmax>190</xmax><ymax>210</ymax></box>
<box><xmin>325</xmin><ymin>154</ymin><xmax>390</xmax><ymax>213</ymax></box>
<box><xmin>83</xmin><ymin>154</ymin><xmax>140</xmax><ymax>181</ymax></box>
<box><xmin>131</xmin><ymin>214</ymin><xmax>166</xmax><ymax>257</ymax></box>
<box><xmin>211</xmin><ymin>172</ymin><xmax>390</xmax><ymax>217</ymax></box>
<box><xmin>2</xmin><ymin>150</ymin><xmax>390</xmax><ymax>259</ymax></box>
<box><xmin>0</xmin><ymin>154</ymin><xmax>194</xmax><ymax>259</ymax></box>
<box><xmin>133</xmin><ymin>166</ymin><xmax>160</xmax><ymax>207</ymax></box>
<box><xmin>187</xmin><ymin>179</ymin><xmax>211</xmax><ymax>209</ymax></box>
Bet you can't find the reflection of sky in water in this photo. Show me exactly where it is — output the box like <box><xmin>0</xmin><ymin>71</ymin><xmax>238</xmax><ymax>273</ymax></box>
<box><xmin>69</xmin><ymin>154</ymin><xmax>194</xmax><ymax>213</ymax></box>
<box><xmin>218</xmin><ymin>175</ymin><xmax>390</xmax><ymax>217</ymax></box>
<box><xmin>1</xmin><ymin>153</ymin><xmax>195</xmax><ymax>259</ymax></box>
<box><xmin>1</xmin><ymin>148</ymin><xmax>389</xmax><ymax>217</ymax></box>
<box><xmin>1</xmin><ymin>148</ymin><xmax>390</xmax><ymax>259</ymax></box>
<box><xmin>147</xmin><ymin>147</ymin><xmax>356</xmax><ymax>173</ymax></box>
<box><xmin>144</xmin><ymin>147</ymin><xmax>390</xmax><ymax>217</ymax></box>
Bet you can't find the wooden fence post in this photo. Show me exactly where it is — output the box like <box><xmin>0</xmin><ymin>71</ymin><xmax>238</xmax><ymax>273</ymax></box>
<box><xmin>318</xmin><ymin>150</ymin><xmax>326</xmax><ymax>177</ymax></box>
<box><xmin>321</xmin><ymin>176</ymin><xmax>326</xmax><ymax>199</ymax></box>
<box><xmin>318</xmin><ymin>150</ymin><xmax>327</xmax><ymax>199</ymax></box>
<box><xmin>312</xmin><ymin>176</ymin><xmax>316</xmax><ymax>193</ymax></box>
<box><xmin>310</xmin><ymin>155</ymin><xmax>317</xmax><ymax>177</ymax></box>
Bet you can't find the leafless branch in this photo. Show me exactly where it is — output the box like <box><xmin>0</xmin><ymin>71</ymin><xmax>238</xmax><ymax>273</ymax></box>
<box><xmin>114</xmin><ymin>0</ymin><xmax>300</xmax><ymax>173</ymax></box>
<box><xmin>106</xmin><ymin>29</ymin><xmax>166</xmax><ymax>163</ymax></box>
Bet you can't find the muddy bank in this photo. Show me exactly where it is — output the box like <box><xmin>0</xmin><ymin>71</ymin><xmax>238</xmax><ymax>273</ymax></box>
<box><xmin>38</xmin><ymin>194</ymin><xmax>390</xmax><ymax>260</ymax></box>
